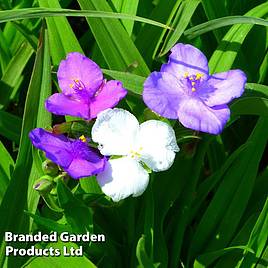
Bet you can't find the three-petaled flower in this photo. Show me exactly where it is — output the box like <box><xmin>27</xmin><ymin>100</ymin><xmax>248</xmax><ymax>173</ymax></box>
<box><xmin>29</xmin><ymin>128</ymin><xmax>106</xmax><ymax>179</ymax></box>
<box><xmin>143</xmin><ymin>43</ymin><xmax>247</xmax><ymax>134</ymax></box>
<box><xmin>91</xmin><ymin>108</ymin><xmax>179</xmax><ymax>202</ymax></box>
<box><xmin>45</xmin><ymin>52</ymin><xmax>127</xmax><ymax>120</ymax></box>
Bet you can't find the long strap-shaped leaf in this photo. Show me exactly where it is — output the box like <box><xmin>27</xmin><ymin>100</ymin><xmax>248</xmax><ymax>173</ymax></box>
<box><xmin>0</xmin><ymin>26</ymin><xmax>51</xmax><ymax>268</ymax></box>
<box><xmin>0</xmin><ymin>7</ymin><xmax>171</xmax><ymax>31</ymax></box>
<box><xmin>208</xmin><ymin>2</ymin><xmax>268</xmax><ymax>72</ymax></box>
<box><xmin>77</xmin><ymin>0</ymin><xmax>150</xmax><ymax>75</ymax></box>
<box><xmin>184</xmin><ymin>16</ymin><xmax>268</xmax><ymax>39</ymax></box>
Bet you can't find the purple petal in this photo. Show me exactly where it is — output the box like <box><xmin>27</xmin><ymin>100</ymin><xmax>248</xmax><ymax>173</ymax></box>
<box><xmin>29</xmin><ymin>128</ymin><xmax>73</xmax><ymax>168</ymax></box>
<box><xmin>161</xmin><ymin>43</ymin><xmax>209</xmax><ymax>80</ymax></box>
<box><xmin>89</xmin><ymin>80</ymin><xmax>127</xmax><ymax>119</ymax></box>
<box><xmin>201</xmin><ymin>70</ymin><xmax>247</xmax><ymax>107</ymax></box>
<box><xmin>67</xmin><ymin>140</ymin><xmax>106</xmax><ymax>179</ymax></box>
<box><xmin>177</xmin><ymin>98</ymin><xmax>230</xmax><ymax>135</ymax></box>
<box><xmin>45</xmin><ymin>93</ymin><xmax>90</xmax><ymax>119</ymax></box>
<box><xmin>57</xmin><ymin>52</ymin><xmax>103</xmax><ymax>96</ymax></box>
<box><xmin>65</xmin><ymin>158</ymin><xmax>106</xmax><ymax>179</ymax></box>
<box><xmin>143</xmin><ymin>71</ymin><xmax>186</xmax><ymax>119</ymax></box>
<box><xmin>29</xmin><ymin>129</ymin><xmax>107</xmax><ymax>179</ymax></box>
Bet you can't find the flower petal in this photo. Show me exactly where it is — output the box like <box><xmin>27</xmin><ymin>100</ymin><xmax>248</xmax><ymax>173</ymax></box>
<box><xmin>197</xmin><ymin>70</ymin><xmax>247</xmax><ymax>107</ymax></box>
<box><xmin>138</xmin><ymin>120</ymin><xmax>179</xmax><ymax>171</ymax></box>
<box><xmin>45</xmin><ymin>93</ymin><xmax>90</xmax><ymax>119</ymax></box>
<box><xmin>89</xmin><ymin>80</ymin><xmax>127</xmax><ymax>119</ymax></box>
<box><xmin>143</xmin><ymin>71</ymin><xmax>186</xmax><ymax>119</ymax></box>
<box><xmin>65</xmin><ymin>157</ymin><xmax>106</xmax><ymax>179</ymax></box>
<box><xmin>92</xmin><ymin>108</ymin><xmax>139</xmax><ymax>156</ymax></box>
<box><xmin>57</xmin><ymin>52</ymin><xmax>103</xmax><ymax>95</ymax></box>
<box><xmin>29</xmin><ymin>128</ymin><xmax>73</xmax><ymax>168</ymax></box>
<box><xmin>202</xmin><ymin>70</ymin><xmax>247</xmax><ymax>107</ymax></box>
<box><xmin>97</xmin><ymin>157</ymin><xmax>149</xmax><ymax>202</ymax></box>
<box><xmin>178</xmin><ymin>98</ymin><xmax>230</xmax><ymax>135</ymax></box>
<box><xmin>161</xmin><ymin>43</ymin><xmax>209</xmax><ymax>79</ymax></box>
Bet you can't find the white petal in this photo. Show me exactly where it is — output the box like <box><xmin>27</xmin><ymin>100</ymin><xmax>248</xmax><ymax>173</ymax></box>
<box><xmin>96</xmin><ymin>157</ymin><xmax>149</xmax><ymax>202</ymax></box>
<box><xmin>91</xmin><ymin>108</ymin><xmax>139</xmax><ymax>156</ymax></box>
<box><xmin>137</xmin><ymin>120</ymin><xmax>179</xmax><ymax>172</ymax></box>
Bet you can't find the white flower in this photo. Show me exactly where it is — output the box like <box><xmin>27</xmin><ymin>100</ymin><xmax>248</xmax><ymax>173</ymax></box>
<box><xmin>92</xmin><ymin>108</ymin><xmax>179</xmax><ymax>202</ymax></box>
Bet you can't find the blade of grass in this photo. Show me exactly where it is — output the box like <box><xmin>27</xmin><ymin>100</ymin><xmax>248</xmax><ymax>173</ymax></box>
<box><xmin>159</xmin><ymin>0</ymin><xmax>201</xmax><ymax>56</ymax></box>
<box><xmin>0</xmin><ymin>111</ymin><xmax>22</xmax><ymax>143</ymax></box>
<box><xmin>103</xmin><ymin>69</ymin><xmax>145</xmax><ymax>95</ymax></box>
<box><xmin>188</xmin><ymin>118</ymin><xmax>268</xmax><ymax>265</ymax></box>
<box><xmin>0</xmin><ymin>41</ymin><xmax>33</xmax><ymax>109</ymax></box>
<box><xmin>0</xmin><ymin>7</ymin><xmax>172</xmax><ymax>30</ymax></box>
<box><xmin>0</xmin><ymin>25</ymin><xmax>51</xmax><ymax>268</ymax></box>
<box><xmin>0</xmin><ymin>141</ymin><xmax>14</xmax><ymax>205</ymax></box>
<box><xmin>231</xmin><ymin>97</ymin><xmax>268</xmax><ymax>117</ymax></box>
<box><xmin>135</xmin><ymin>0</ymin><xmax>182</xmax><ymax>65</ymax></box>
<box><xmin>111</xmin><ymin>0</ymin><xmax>139</xmax><ymax>35</ymax></box>
<box><xmin>208</xmin><ymin>2</ymin><xmax>268</xmax><ymax>72</ymax></box>
<box><xmin>38</xmin><ymin>0</ymin><xmax>83</xmax><ymax>65</ymax></box>
<box><xmin>185</xmin><ymin>16</ymin><xmax>268</xmax><ymax>39</ymax></box>
<box><xmin>77</xmin><ymin>0</ymin><xmax>150</xmax><ymax>75</ymax></box>
<box><xmin>237</xmin><ymin>198</ymin><xmax>268</xmax><ymax>267</ymax></box>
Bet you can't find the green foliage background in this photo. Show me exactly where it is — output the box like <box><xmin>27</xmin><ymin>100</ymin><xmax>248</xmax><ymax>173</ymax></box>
<box><xmin>0</xmin><ymin>0</ymin><xmax>267</xmax><ymax>267</ymax></box>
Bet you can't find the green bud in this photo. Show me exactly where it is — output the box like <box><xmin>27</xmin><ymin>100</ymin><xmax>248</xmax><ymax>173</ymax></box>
<box><xmin>33</xmin><ymin>175</ymin><xmax>55</xmax><ymax>194</ymax></box>
<box><xmin>42</xmin><ymin>160</ymin><xmax>58</xmax><ymax>176</ymax></box>
<box><xmin>53</xmin><ymin>172</ymin><xmax>69</xmax><ymax>183</ymax></box>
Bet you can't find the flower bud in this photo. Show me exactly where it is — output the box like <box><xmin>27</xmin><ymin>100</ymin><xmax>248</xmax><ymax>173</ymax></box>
<box><xmin>33</xmin><ymin>175</ymin><xmax>55</xmax><ymax>194</ymax></box>
<box><xmin>42</xmin><ymin>160</ymin><xmax>58</xmax><ymax>176</ymax></box>
<box><xmin>53</xmin><ymin>172</ymin><xmax>69</xmax><ymax>184</ymax></box>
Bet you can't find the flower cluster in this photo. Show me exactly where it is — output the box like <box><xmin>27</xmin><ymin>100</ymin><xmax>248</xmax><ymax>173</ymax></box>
<box><xmin>29</xmin><ymin>44</ymin><xmax>246</xmax><ymax>201</ymax></box>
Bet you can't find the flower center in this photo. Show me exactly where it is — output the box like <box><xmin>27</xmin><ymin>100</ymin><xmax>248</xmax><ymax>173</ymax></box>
<box><xmin>183</xmin><ymin>72</ymin><xmax>204</xmax><ymax>92</ymax></box>
<box><xmin>69</xmin><ymin>79</ymin><xmax>86</xmax><ymax>91</ymax></box>
<box><xmin>129</xmin><ymin>147</ymin><xmax>143</xmax><ymax>159</ymax></box>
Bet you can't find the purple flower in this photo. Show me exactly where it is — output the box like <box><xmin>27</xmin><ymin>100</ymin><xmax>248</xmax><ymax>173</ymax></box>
<box><xmin>143</xmin><ymin>43</ymin><xmax>247</xmax><ymax>134</ymax></box>
<box><xmin>45</xmin><ymin>52</ymin><xmax>127</xmax><ymax>120</ymax></box>
<box><xmin>29</xmin><ymin>128</ymin><xmax>106</xmax><ymax>179</ymax></box>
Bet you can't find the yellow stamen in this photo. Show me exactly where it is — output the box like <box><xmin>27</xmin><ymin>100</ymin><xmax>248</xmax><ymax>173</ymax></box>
<box><xmin>74</xmin><ymin>79</ymin><xmax>79</xmax><ymax>83</ymax></box>
<box><xmin>79</xmin><ymin>135</ymin><xmax>87</xmax><ymax>142</ymax></box>
<box><xmin>191</xmin><ymin>81</ymin><xmax>196</xmax><ymax>86</ymax></box>
<box><xmin>196</xmin><ymin>73</ymin><xmax>203</xmax><ymax>80</ymax></box>
<box><xmin>184</xmin><ymin>72</ymin><xmax>189</xmax><ymax>78</ymax></box>
<box><xmin>192</xmin><ymin>87</ymin><xmax>196</xmax><ymax>92</ymax></box>
<box><xmin>69</xmin><ymin>83</ymin><xmax>74</xmax><ymax>89</ymax></box>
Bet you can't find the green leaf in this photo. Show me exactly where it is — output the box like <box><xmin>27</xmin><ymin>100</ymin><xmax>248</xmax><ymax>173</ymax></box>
<box><xmin>77</xmin><ymin>0</ymin><xmax>150</xmax><ymax>76</ymax></box>
<box><xmin>231</xmin><ymin>97</ymin><xmax>268</xmax><ymax>117</ymax></box>
<box><xmin>0</xmin><ymin>26</ymin><xmax>51</xmax><ymax>268</ymax></box>
<box><xmin>0</xmin><ymin>41</ymin><xmax>33</xmax><ymax>109</ymax></box>
<box><xmin>25</xmin><ymin>211</ymin><xmax>72</xmax><ymax>233</ymax></box>
<box><xmin>0</xmin><ymin>110</ymin><xmax>22</xmax><ymax>143</ymax></box>
<box><xmin>111</xmin><ymin>0</ymin><xmax>139</xmax><ymax>35</ymax></box>
<box><xmin>237</xmin><ymin>198</ymin><xmax>268</xmax><ymax>267</ymax></box>
<box><xmin>38</xmin><ymin>0</ymin><xmax>83</xmax><ymax>65</ymax></box>
<box><xmin>0</xmin><ymin>141</ymin><xmax>14</xmax><ymax>205</ymax></box>
<box><xmin>103</xmin><ymin>69</ymin><xmax>145</xmax><ymax>95</ymax></box>
<box><xmin>185</xmin><ymin>16</ymin><xmax>268</xmax><ymax>39</ymax></box>
<box><xmin>57</xmin><ymin>180</ymin><xmax>93</xmax><ymax>234</ymax></box>
<box><xmin>136</xmin><ymin>235</ymin><xmax>155</xmax><ymax>268</ymax></box>
<box><xmin>0</xmin><ymin>7</ymin><xmax>172</xmax><ymax>31</ymax></box>
<box><xmin>194</xmin><ymin>246</ymin><xmax>254</xmax><ymax>268</ymax></box>
<box><xmin>189</xmin><ymin>118</ymin><xmax>268</xmax><ymax>264</ymax></box>
<box><xmin>135</xmin><ymin>0</ymin><xmax>182</xmax><ymax>65</ymax></box>
<box><xmin>208</xmin><ymin>2</ymin><xmax>268</xmax><ymax>72</ymax></box>
<box><xmin>159</xmin><ymin>0</ymin><xmax>201</xmax><ymax>56</ymax></box>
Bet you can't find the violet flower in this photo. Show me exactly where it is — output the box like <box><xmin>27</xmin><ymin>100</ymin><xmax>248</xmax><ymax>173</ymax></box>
<box><xmin>45</xmin><ymin>52</ymin><xmax>127</xmax><ymax>120</ymax></box>
<box><xmin>29</xmin><ymin>128</ymin><xmax>106</xmax><ymax>179</ymax></box>
<box><xmin>143</xmin><ymin>43</ymin><xmax>247</xmax><ymax>134</ymax></box>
